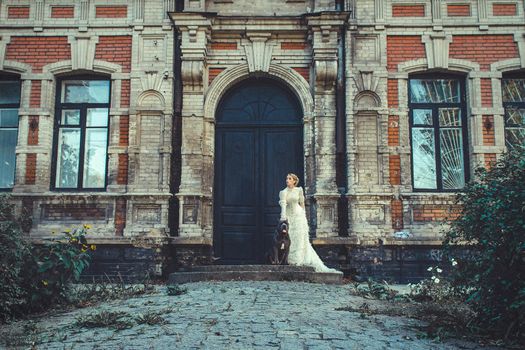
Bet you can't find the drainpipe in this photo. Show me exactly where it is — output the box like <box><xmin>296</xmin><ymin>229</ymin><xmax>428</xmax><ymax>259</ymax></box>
<box><xmin>335</xmin><ymin>0</ymin><xmax>348</xmax><ymax>236</ymax></box>
<box><xmin>169</xmin><ymin>0</ymin><xmax>184</xmax><ymax>237</ymax></box>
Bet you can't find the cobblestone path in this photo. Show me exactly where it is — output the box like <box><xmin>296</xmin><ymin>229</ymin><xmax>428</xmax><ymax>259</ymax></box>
<box><xmin>0</xmin><ymin>281</ymin><xmax>501</xmax><ymax>349</ymax></box>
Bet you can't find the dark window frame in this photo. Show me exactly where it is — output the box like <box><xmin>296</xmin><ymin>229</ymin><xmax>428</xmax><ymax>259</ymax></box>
<box><xmin>0</xmin><ymin>74</ymin><xmax>21</xmax><ymax>191</ymax></box>
<box><xmin>51</xmin><ymin>75</ymin><xmax>111</xmax><ymax>192</ymax></box>
<box><xmin>501</xmin><ymin>72</ymin><xmax>525</xmax><ymax>150</ymax></box>
<box><xmin>408</xmin><ymin>73</ymin><xmax>470</xmax><ymax>192</ymax></box>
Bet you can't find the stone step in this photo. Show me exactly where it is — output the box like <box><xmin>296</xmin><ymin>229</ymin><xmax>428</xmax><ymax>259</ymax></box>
<box><xmin>180</xmin><ymin>264</ymin><xmax>316</xmax><ymax>273</ymax></box>
<box><xmin>168</xmin><ymin>265</ymin><xmax>343</xmax><ymax>285</ymax></box>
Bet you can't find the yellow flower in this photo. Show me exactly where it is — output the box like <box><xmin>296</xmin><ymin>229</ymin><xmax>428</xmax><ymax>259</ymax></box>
<box><xmin>90</xmin><ymin>244</ymin><xmax>96</xmax><ymax>251</ymax></box>
<box><xmin>64</xmin><ymin>229</ymin><xmax>71</xmax><ymax>233</ymax></box>
<box><xmin>42</xmin><ymin>280</ymin><xmax>48</xmax><ymax>286</ymax></box>
<box><xmin>83</xmin><ymin>224</ymin><xmax>92</xmax><ymax>230</ymax></box>
<box><xmin>51</xmin><ymin>230</ymin><xmax>56</xmax><ymax>235</ymax></box>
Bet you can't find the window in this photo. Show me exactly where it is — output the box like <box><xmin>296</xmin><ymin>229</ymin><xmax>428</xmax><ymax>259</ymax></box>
<box><xmin>408</xmin><ymin>76</ymin><xmax>469</xmax><ymax>191</ymax></box>
<box><xmin>53</xmin><ymin>79</ymin><xmax>110</xmax><ymax>190</ymax></box>
<box><xmin>0</xmin><ymin>79</ymin><xmax>21</xmax><ymax>190</ymax></box>
<box><xmin>501</xmin><ymin>78</ymin><xmax>525</xmax><ymax>150</ymax></box>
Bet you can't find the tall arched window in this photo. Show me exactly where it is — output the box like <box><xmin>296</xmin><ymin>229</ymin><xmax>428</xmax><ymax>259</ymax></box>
<box><xmin>0</xmin><ymin>76</ymin><xmax>21</xmax><ymax>190</ymax></box>
<box><xmin>501</xmin><ymin>75</ymin><xmax>525</xmax><ymax>150</ymax></box>
<box><xmin>52</xmin><ymin>77</ymin><xmax>111</xmax><ymax>190</ymax></box>
<box><xmin>408</xmin><ymin>74</ymin><xmax>469</xmax><ymax>191</ymax></box>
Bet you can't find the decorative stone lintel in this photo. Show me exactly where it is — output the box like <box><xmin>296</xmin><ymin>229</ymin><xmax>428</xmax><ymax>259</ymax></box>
<box><xmin>242</xmin><ymin>33</ymin><xmax>275</xmax><ymax>73</ymax></box>
<box><xmin>422</xmin><ymin>33</ymin><xmax>452</xmax><ymax>69</ymax></box>
<box><xmin>68</xmin><ymin>35</ymin><xmax>99</xmax><ymax>71</ymax></box>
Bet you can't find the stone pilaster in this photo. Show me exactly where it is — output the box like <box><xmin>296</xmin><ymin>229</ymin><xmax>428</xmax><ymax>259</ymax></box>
<box><xmin>171</xmin><ymin>13</ymin><xmax>212</xmax><ymax>238</ymax></box>
<box><xmin>307</xmin><ymin>12</ymin><xmax>349</xmax><ymax>237</ymax></box>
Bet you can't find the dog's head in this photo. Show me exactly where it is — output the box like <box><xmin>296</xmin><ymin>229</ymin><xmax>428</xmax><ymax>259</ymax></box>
<box><xmin>277</xmin><ymin>220</ymin><xmax>289</xmax><ymax>235</ymax></box>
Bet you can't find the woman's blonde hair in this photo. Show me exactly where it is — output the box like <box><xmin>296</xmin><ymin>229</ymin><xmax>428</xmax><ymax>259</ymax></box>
<box><xmin>287</xmin><ymin>173</ymin><xmax>300</xmax><ymax>186</ymax></box>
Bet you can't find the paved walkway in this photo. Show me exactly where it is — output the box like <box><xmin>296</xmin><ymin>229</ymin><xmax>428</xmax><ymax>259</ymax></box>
<box><xmin>0</xmin><ymin>281</ymin><xmax>501</xmax><ymax>349</ymax></box>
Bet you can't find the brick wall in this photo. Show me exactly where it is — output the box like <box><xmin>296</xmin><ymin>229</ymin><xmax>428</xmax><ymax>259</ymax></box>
<box><xmin>30</xmin><ymin>81</ymin><xmax>41</xmax><ymax>108</ymax></box>
<box><xmin>209</xmin><ymin>68</ymin><xmax>225</xmax><ymax>85</ymax></box>
<box><xmin>115</xmin><ymin>197</ymin><xmax>127</xmax><ymax>236</ymax></box>
<box><xmin>392</xmin><ymin>5</ymin><xmax>425</xmax><ymax>17</ymax></box>
<box><xmin>387</xmin><ymin>79</ymin><xmax>398</xmax><ymax>107</ymax></box>
<box><xmin>449</xmin><ymin>35</ymin><xmax>519</xmax><ymax>71</ymax></box>
<box><xmin>292</xmin><ymin>67</ymin><xmax>309</xmax><ymax>81</ymax></box>
<box><xmin>484</xmin><ymin>153</ymin><xmax>497</xmax><ymax>169</ymax></box>
<box><xmin>412</xmin><ymin>205</ymin><xmax>461</xmax><ymax>222</ymax></box>
<box><xmin>447</xmin><ymin>4</ymin><xmax>471</xmax><ymax>16</ymax></box>
<box><xmin>389</xmin><ymin>155</ymin><xmax>401</xmax><ymax>185</ymax></box>
<box><xmin>25</xmin><ymin>154</ymin><xmax>36</xmax><ymax>185</ymax></box>
<box><xmin>210</xmin><ymin>42</ymin><xmax>238</xmax><ymax>50</ymax></box>
<box><xmin>493</xmin><ymin>3</ymin><xmax>517</xmax><ymax>16</ymax></box>
<box><xmin>7</xmin><ymin>6</ymin><xmax>30</xmax><ymax>19</ymax></box>
<box><xmin>480</xmin><ymin>79</ymin><xmax>493</xmax><ymax>107</ymax></box>
<box><xmin>42</xmin><ymin>204</ymin><xmax>107</xmax><ymax>221</ymax></box>
<box><xmin>482</xmin><ymin>115</ymin><xmax>495</xmax><ymax>146</ymax></box>
<box><xmin>388</xmin><ymin>115</ymin><xmax>399</xmax><ymax>146</ymax></box>
<box><xmin>95</xmin><ymin>6</ymin><xmax>127</xmax><ymax>18</ymax></box>
<box><xmin>95</xmin><ymin>36</ymin><xmax>132</xmax><ymax>73</ymax></box>
<box><xmin>281</xmin><ymin>42</ymin><xmax>308</xmax><ymax>50</ymax></box>
<box><xmin>387</xmin><ymin>36</ymin><xmax>426</xmax><ymax>72</ymax></box>
<box><xmin>51</xmin><ymin>6</ymin><xmax>74</xmax><ymax>18</ymax></box>
<box><xmin>120</xmin><ymin>80</ymin><xmax>130</xmax><ymax>108</ymax></box>
<box><xmin>6</xmin><ymin>37</ymin><xmax>71</xmax><ymax>73</ymax></box>
<box><xmin>28</xmin><ymin>116</ymin><xmax>39</xmax><ymax>146</ymax></box>
<box><xmin>119</xmin><ymin>115</ymin><xmax>129</xmax><ymax>146</ymax></box>
<box><xmin>391</xmin><ymin>199</ymin><xmax>403</xmax><ymax>229</ymax></box>
<box><xmin>117</xmin><ymin>154</ymin><xmax>128</xmax><ymax>185</ymax></box>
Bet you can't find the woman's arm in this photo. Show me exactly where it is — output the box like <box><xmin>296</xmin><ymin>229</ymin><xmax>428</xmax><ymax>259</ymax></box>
<box><xmin>299</xmin><ymin>187</ymin><xmax>305</xmax><ymax>209</ymax></box>
<box><xmin>279</xmin><ymin>190</ymin><xmax>287</xmax><ymax>220</ymax></box>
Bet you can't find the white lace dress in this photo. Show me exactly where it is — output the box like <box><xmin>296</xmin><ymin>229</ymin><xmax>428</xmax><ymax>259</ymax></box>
<box><xmin>279</xmin><ymin>186</ymin><xmax>343</xmax><ymax>274</ymax></box>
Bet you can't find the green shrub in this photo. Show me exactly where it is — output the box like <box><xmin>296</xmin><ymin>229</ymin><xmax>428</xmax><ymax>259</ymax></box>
<box><xmin>0</xmin><ymin>195</ymin><xmax>31</xmax><ymax>321</ymax></box>
<box><xmin>0</xmin><ymin>194</ymin><xmax>95</xmax><ymax>320</ymax></box>
<box><xmin>444</xmin><ymin>148</ymin><xmax>525</xmax><ymax>344</ymax></box>
<box><xmin>24</xmin><ymin>226</ymin><xmax>95</xmax><ymax>310</ymax></box>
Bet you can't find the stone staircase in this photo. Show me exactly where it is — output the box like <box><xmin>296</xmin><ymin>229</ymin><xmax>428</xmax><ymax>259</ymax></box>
<box><xmin>168</xmin><ymin>265</ymin><xmax>343</xmax><ymax>284</ymax></box>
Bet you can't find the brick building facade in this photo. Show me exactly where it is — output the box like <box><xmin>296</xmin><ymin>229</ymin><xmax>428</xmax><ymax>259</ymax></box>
<box><xmin>0</xmin><ymin>0</ymin><xmax>523</xmax><ymax>281</ymax></box>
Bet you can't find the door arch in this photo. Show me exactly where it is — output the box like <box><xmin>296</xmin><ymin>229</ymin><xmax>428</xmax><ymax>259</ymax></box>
<box><xmin>213</xmin><ymin>78</ymin><xmax>304</xmax><ymax>264</ymax></box>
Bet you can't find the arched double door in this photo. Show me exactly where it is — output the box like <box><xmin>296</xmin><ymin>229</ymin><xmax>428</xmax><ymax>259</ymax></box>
<box><xmin>214</xmin><ymin>78</ymin><xmax>304</xmax><ymax>264</ymax></box>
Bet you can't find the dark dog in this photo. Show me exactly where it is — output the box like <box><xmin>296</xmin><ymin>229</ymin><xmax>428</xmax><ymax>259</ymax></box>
<box><xmin>266</xmin><ymin>220</ymin><xmax>291</xmax><ymax>265</ymax></box>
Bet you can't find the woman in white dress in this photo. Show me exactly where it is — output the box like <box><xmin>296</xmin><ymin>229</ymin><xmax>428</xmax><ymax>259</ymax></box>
<box><xmin>279</xmin><ymin>173</ymin><xmax>343</xmax><ymax>274</ymax></box>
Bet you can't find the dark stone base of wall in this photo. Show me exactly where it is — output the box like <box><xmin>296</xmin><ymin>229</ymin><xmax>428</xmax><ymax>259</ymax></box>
<box><xmin>80</xmin><ymin>243</ymin><xmax>468</xmax><ymax>284</ymax></box>
<box><xmin>81</xmin><ymin>245</ymin><xmax>164</xmax><ymax>283</ymax></box>
<box><xmin>315</xmin><ymin>244</ymin><xmax>469</xmax><ymax>283</ymax></box>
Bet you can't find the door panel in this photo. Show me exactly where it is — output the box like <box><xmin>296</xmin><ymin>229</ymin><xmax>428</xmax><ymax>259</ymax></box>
<box><xmin>214</xmin><ymin>78</ymin><xmax>303</xmax><ymax>264</ymax></box>
<box><xmin>261</xmin><ymin>128</ymin><xmax>303</xmax><ymax>255</ymax></box>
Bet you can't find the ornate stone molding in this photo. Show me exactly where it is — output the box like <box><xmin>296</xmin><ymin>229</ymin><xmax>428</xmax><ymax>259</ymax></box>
<box><xmin>181</xmin><ymin>60</ymin><xmax>204</xmax><ymax>90</ymax></box>
<box><xmin>242</xmin><ymin>33</ymin><xmax>275</xmax><ymax>73</ymax></box>
<box><xmin>140</xmin><ymin>70</ymin><xmax>166</xmax><ymax>91</ymax></box>
<box><xmin>422</xmin><ymin>33</ymin><xmax>452</xmax><ymax>69</ymax></box>
<box><xmin>204</xmin><ymin>63</ymin><xmax>314</xmax><ymax>121</ymax></box>
<box><xmin>353</xmin><ymin>71</ymin><xmax>381</xmax><ymax>93</ymax></box>
<box><xmin>68</xmin><ymin>35</ymin><xmax>99</xmax><ymax>71</ymax></box>
<box><xmin>0</xmin><ymin>35</ymin><xmax>11</xmax><ymax>71</ymax></box>
<box><xmin>513</xmin><ymin>33</ymin><xmax>525</xmax><ymax>68</ymax></box>
<box><xmin>306</xmin><ymin>12</ymin><xmax>349</xmax><ymax>92</ymax></box>
<box><xmin>170</xmin><ymin>13</ymin><xmax>212</xmax><ymax>92</ymax></box>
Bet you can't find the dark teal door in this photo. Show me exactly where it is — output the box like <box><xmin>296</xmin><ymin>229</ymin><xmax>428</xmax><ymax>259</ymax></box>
<box><xmin>214</xmin><ymin>78</ymin><xmax>304</xmax><ymax>264</ymax></box>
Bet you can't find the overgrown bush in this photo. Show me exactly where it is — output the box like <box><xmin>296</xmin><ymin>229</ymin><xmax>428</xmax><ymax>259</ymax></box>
<box><xmin>24</xmin><ymin>226</ymin><xmax>95</xmax><ymax>310</ymax></box>
<box><xmin>0</xmin><ymin>195</ymin><xmax>31</xmax><ymax>321</ymax></box>
<box><xmin>0</xmin><ymin>195</ymin><xmax>95</xmax><ymax>321</ymax></box>
<box><xmin>444</xmin><ymin>148</ymin><xmax>525</xmax><ymax>344</ymax></box>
